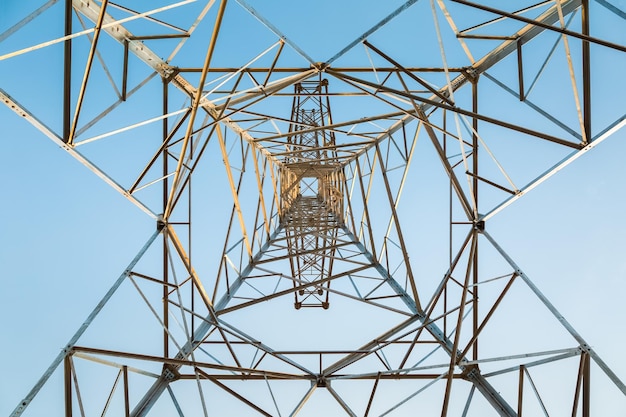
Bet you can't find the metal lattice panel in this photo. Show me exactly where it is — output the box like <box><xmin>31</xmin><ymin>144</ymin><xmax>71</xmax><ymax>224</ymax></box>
<box><xmin>1</xmin><ymin>1</ymin><xmax>626</xmax><ymax>416</ymax></box>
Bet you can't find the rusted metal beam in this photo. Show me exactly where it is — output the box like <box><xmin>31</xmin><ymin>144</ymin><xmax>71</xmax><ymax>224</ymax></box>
<box><xmin>67</xmin><ymin>0</ymin><xmax>109</xmax><ymax>145</ymax></box>
<box><xmin>164</xmin><ymin>0</ymin><xmax>228</xmax><ymax>219</ymax></box>
<box><xmin>451</xmin><ymin>0</ymin><xmax>626</xmax><ymax>53</ymax></box>
<box><xmin>582</xmin><ymin>0</ymin><xmax>591</xmax><ymax>143</ymax></box>
<box><xmin>63</xmin><ymin>0</ymin><xmax>72</xmax><ymax>142</ymax></box>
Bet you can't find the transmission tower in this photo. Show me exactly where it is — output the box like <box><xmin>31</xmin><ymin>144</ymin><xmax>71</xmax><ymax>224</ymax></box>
<box><xmin>2</xmin><ymin>1</ymin><xmax>626</xmax><ymax>416</ymax></box>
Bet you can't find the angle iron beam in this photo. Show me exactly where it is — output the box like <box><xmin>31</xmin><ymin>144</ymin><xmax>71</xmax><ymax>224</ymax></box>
<box><xmin>480</xmin><ymin>116</ymin><xmax>626</xmax><ymax>221</ymax></box>
<box><xmin>64</xmin><ymin>356</ymin><xmax>72</xmax><ymax>417</ymax></box>
<box><xmin>164</xmin><ymin>0</ymin><xmax>228</xmax><ymax>219</ymax></box>
<box><xmin>178</xmin><ymin>66</ymin><xmax>467</xmax><ymax>73</ymax></box>
<box><xmin>216</xmin><ymin>127</ymin><xmax>254</xmax><ymax>259</ymax></box>
<box><xmin>326</xmin><ymin>0</ymin><xmax>420</xmax><ymax>65</ymax></box>
<box><xmin>471</xmin><ymin>79</ymin><xmax>480</xmax><ymax>360</ymax></box>
<box><xmin>582</xmin><ymin>0</ymin><xmax>591</xmax><ymax>143</ymax></box>
<box><xmin>234</xmin><ymin>0</ymin><xmax>315</xmax><ymax>65</ymax></box>
<box><xmin>195</xmin><ymin>369</ymin><xmax>274</xmax><ymax>417</ymax></box>
<box><xmin>483</xmin><ymin>351</ymin><xmax>581</xmax><ymax>379</ymax></box>
<box><xmin>63</xmin><ymin>0</ymin><xmax>72</xmax><ymax>141</ymax></box>
<box><xmin>251</xmin><ymin>146</ymin><xmax>273</xmax><ymax>240</ymax></box>
<box><xmin>373</xmin><ymin>142</ymin><xmax>421</xmax><ymax>310</ymax></box>
<box><xmin>70</xmin><ymin>0</ymin><xmax>312</xmax><ymax>168</ymax></box>
<box><xmin>482</xmin><ymin>229</ymin><xmax>626</xmax><ymax>396</ymax></box>
<box><xmin>331</xmin><ymin>0</ymin><xmax>586</xmax><ymax>168</ymax></box>
<box><xmin>459</xmin><ymin>273</ymin><xmax>518</xmax><ymax>360</ymax></box>
<box><xmin>342</xmin><ymin>226</ymin><xmax>517</xmax><ymax>417</ymax></box>
<box><xmin>71</xmin><ymin>346</ymin><xmax>304</xmax><ymax>379</ymax></box>
<box><xmin>165</xmin><ymin>225</ymin><xmax>216</xmax><ymax>310</ymax></box>
<box><xmin>583</xmin><ymin>352</ymin><xmax>591</xmax><ymax>417</ymax></box>
<box><xmin>327</xmin><ymin>383</ymin><xmax>358</xmax><ymax>417</ymax></box>
<box><xmin>0</xmin><ymin>88</ymin><xmax>156</xmax><ymax>218</ymax></box>
<box><xmin>132</xmin><ymin>227</ymin><xmax>304</xmax><ymax>416</ymax></box>
<box><xmin>290</xmin><ymin>383</ymin><xmax>317</xmax><ymax>417</ymax></box>
<box><xmin>10</xmin><ymin>230</ymin><xmax>161</xmax><ymax>417</ymax></box>
<box><xmin>327</xmin><ymin>69</ymin><xmax>582</xmax><ymax>150</ymax></box>
<box><xmin>595</xmin><ymin>0</ymin><xmax>626</xmax><ymax>19</ymax></box>
<box><xmin>363</xmin><ymin>39</ymin><xmax>454</xmax><ymax>106</ymax></box>
<box><xmin>162</xmin><ymin>77</ymin><xmax>170</xmax><ymax>358</ymax></box>
<box><xmin>67</xmin><ymin>0</ymin><xmax>109</xmax><ymax>145</ymax></box>
<box><xmin>451</xmin><ymin>0</ymin><xmax>626</xmax><ymax>53</ymax></box>
<box><xmin>255</xmin><ymin>110</ymin><xmax>405</xmax><ymax>144</ymax></box>
<box><xmin>216</xmin><ymin>264</ymin><xmax>374</xmax><ymax>316</ymax></box>
<box><xmin>571</xmin><ymin>352</ymin><xmax>585</xmax><ymax>416</ymax></box>
<box><xmin>442</xmin><ymin>234</ymin><xmax>478</xmax><ymax>415</ymax></box>
<box><xmin>212</xmin><ymin>69</ymin><xmax>319</xmax><ymax>112</ymax></box>
<box><xmin>354</xmin><ymin>158</ymin><xmax>379</xmax><ymax>260</ymax></box>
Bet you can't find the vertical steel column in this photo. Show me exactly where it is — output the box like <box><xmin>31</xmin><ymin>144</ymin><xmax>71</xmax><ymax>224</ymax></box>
<box><xmin>471</xmin><ymin>78</ymin><xmax>479</xmax><ymax>361</ymax></box>
<box><xmin>441</xmin><ymin>236</ymin><xmax>477</xmax><ymax>416</ymax></box>
<box><xmin>122</xmin><ymin>41</ymin><xmax>129</xmax><ymax>101</ymax></box>
<box><xmin>188</xmin><ymin>134</ymin><xmax>194</xmax><ymax>331</ymax></box>
<box><xmin>162</xmin><ymin>77</ymin><xmax>170</xmax><ymax>358</ymax></box>
<box><xmin>517</xmin><ymin>365</ymin><xmax>524</xmax><ymax>417</ymax></box>
<box><xmin>123</xmin><ymin>365</ymin><xmax>130</xmax><ymax>417</ymax></box>
<box><xmin>582</xmin><ymin>0</ymin><xmax>591</xmax><ymax>143</ymax></box>
<box><xmin>583</xmin><ymin>353</ymin><xmax>590</xmax><ymax>417</ymax></box>
<box><xmin>63</xmin><ymin>0</ymin><xmax>72</xmax><ymax>142</ymax></box>
<box><xmin>516</xmin><ymin>39</ymin><xmax>525</xmax><ymax>101</ymax></box>
<box><xmin>64</xmin><ymin>356</ymin><xmax>72</xmax><ymax>417</ymax></box>
<box><xmin>444</xmin><ymin>111</ymin><xmax>449</xmax><ymax>337</ymax></box>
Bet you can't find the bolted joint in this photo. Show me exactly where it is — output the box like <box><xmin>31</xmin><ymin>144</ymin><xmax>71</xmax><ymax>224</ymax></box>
<box><xmin>162</xmin><ymin>364</ymin><xmax>181</xmax><ymax>382</ymax></box>
<box><xmin>316</xmin><ymin>376</ymin><xmax>328</xmax><ymax>388</ymax></box>
<box><xmin>160</xmin><ymin>64</ymin><xmax>180</xmax><ymax>83</ymax></box>
<box><xmin>156</xmin><ymin>214</ymin><xmax>167</xmax><ymax>231</ymax></box>
<box><xmin>461</xmin><ymin>66</ymin><xmax>479</xmax><ymax>83</ymax></box>
<box><xmin>460</xmin><ymin>364</ymin><xmax>480</xmax><ymax>381</ymax></box>
<box><xmin>312</xmin><ymin>62</ymin><xmax>329</xmax><ymax>71</ymax></box>
<box><xmin>474</xmin><ymin>220</ymin><xmax>485</xmax><ymax>232</ymax></box>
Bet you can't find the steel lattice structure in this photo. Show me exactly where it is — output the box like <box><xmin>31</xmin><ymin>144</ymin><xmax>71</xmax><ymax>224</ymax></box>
<box><xmin>2</xmin><ymin>0</ymin><xmax>626</xmax><ymax>416</ymax></box>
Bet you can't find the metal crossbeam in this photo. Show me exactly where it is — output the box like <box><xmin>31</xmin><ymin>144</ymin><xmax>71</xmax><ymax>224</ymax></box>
<box><xmin>4</xmin><ymin>1</ymin><xmax>626</xmax><ymax>416</ymax></box>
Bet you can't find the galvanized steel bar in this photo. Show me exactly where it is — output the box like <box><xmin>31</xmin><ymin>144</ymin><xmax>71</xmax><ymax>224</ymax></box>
<box><xmin>0</xmin><ymin>0</ymin><xmax>59</xmax><ymax>43</ymax></box>
<box><xmin>482</xmin><ymin>229</ymin><xmax>626</xmax><ymax>395</ymax></box>
<box><xmin>233</xmin><ymin>0</ymin><xmax>315</xmax><ymax>65</ymax></box>
<box><xmin>0</xmin><ymin>88</ymin><xmax>157</xmax><ymax>218</ymax></box>
<box><xmin>481</xmin><ymin>116</ymin><xmax>626</xmax><ymax>221</ymax></box>
<box><xmin>10</xmin><ymin>229</ymin><xmax>161</xmax><ymax>417</ymax></box>
<box><xmin>326</xmin><ymin>0</ymin><xmax>421</xmax><ymax>65</ymax></box>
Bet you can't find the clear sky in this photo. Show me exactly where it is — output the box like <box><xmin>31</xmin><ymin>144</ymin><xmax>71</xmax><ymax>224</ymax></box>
<box><xmin>1</xmin><ymin>1</ymin><xmax>626</xmax><ymax>416</ymax></box>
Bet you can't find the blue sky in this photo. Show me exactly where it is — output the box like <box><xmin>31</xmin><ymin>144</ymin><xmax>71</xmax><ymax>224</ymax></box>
<box><xmin>1</xmin><ymin>1</ymin><xmax>626</xmax><ymax>416</ymax></box>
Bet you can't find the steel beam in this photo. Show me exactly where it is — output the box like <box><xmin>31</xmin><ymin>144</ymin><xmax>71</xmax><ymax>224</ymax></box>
<box><xmin>482</xmin><ymin>229</ymin><xmax>626</xmax><ymax>396</ymax></box>
<box><xmin>10</xmin><ymin>230</ymin><xmax>161</xmax><ymax>417</ymax></box>
<box><xmin>341</xmin><ymin>227</ymin><xmax>517</xmax><ymax>417</ymax></box>
<box><xmin>0</xmin><ymin>88</ymin><xmax>157</xmax><ymax>218</ymax></box>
